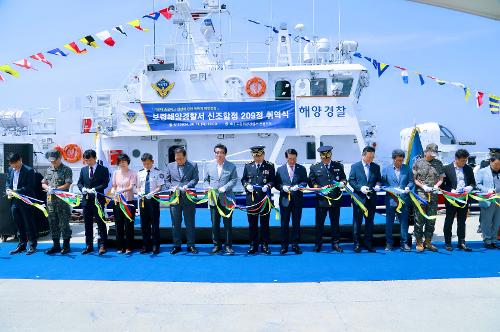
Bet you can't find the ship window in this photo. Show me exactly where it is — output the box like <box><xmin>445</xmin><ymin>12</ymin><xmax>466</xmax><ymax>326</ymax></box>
<box><xmin>310</xmin><ymin>78</ymin><xmax>327</xmax><ymax>96</ymax></box>
<box><xmin>331</xmin><ymin>77</ymin><xmax>353</xmax><ymax>97</ymax></box>
<box><xmin>439</xmin><ymin>125</ymin><xmax>456</xmax><ymax>145</ymax></box>
<box><xmin>306</xmin><ymin>142</ymin><xmax>316</xmax><ymax>159</ymax></box>
<box><xmin>275</xmin><ymin>80</ymin><xmax>291</xmax><ymax>100</ymax></box>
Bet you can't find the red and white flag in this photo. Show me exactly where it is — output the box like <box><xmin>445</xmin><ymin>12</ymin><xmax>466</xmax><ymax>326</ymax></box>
<box><xmin>476</xmin><ymin>91</ymin><xmax>484</xmax><ymax>108</ymax></box>
<box><xmin>0</xmin><ymin>74</ymin><xmax>4</xmax><ymax>82</ymax></box>
<box><xmin>95</xmin><ymin>30</ymin><xmax>116</xmax><ymax>46</ymax></box>
<box><xmin>13</xmin><ymin>59</ymin><xmax>37</xmax><ymax>70</ymax></box>
<box><xmin>30</xmin><ymin>53</ymin><xmax>53</xmax><ymax>68</ymax></box>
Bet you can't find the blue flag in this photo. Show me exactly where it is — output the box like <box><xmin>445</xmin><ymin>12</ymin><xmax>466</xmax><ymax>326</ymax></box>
<box><xmin>404</xmin><ymin>128</ymin><xmax>424</xmax><ymax>170</ymax></box>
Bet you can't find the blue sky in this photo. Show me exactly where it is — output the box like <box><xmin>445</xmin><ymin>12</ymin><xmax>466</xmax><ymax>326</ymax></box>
<box><xmin>0</xmin><ymin>0</ymin><xmax>499</xmax><ymax>157</ymax></box>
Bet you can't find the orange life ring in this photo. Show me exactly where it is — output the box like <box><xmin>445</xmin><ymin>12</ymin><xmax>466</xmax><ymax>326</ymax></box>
<box><xmin>245</xmin><ymin>76</ymin><xmax>266</xmax><ymax>97</ymax></box>
<box><xmin>63</xmin><ymin>144</ymin><xmax>82</xmax><ymax>163</ymax></box>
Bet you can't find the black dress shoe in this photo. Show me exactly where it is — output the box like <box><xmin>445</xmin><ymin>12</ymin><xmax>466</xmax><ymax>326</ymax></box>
<box><xmin>170</xmin><ymin>246</ymin><xmax>181</xmax><ymax>254</ymax></box>
<box><xmin>332</xmin><ymin>244</ymin><xmax>344</xmax><ymax>253</ymax></box>
<box><xmin>247</xmin><ymin>246</ymin><xmax>258</xmax><ymax>254</ymax></box>
<box><xmin>354</xmin><ymin>245</ymin><xmax>362</xmax><ymax>253</ymax></box>
<box><xmin>140</xmin><ymin>247</ymin><xmax>152</xmax><ymax>254</ymax></box>
<box><xmin>45</xmin><ymin>245</ymin><xmax>61</xmax><ymax>255</ymax></box>
<box><xmin>384</xmin><ymin>244</ymin><xmax>393</xmax><ymax>251</ymax></box>
<box><xmin>225</xmin><ymin>247</ymin><xmax>235</xmax><ymax>255</ymax></box>
<box><xmin>26</xmin><ymin>245</ymin><xmax>37</xmax><ymax>255</ymax></box>
<box><xmin>484</xmin><ymin>243</ymin><xmax>494</xmax><ymax>249</ymax></box>
<box><xmin>82</xmin><ymin>246</ymin><xmax>94</xmax><ymax>255</ymax></box>
<box><xmin>10</xmin><ymin>245</ymin><xmax>26</xmax><ymax>255</ymax></box>
<box><xmin>458</xmin><ymin>243</ymin><xmax>472</xmax><ymax>252</ymax></box>
<box><xmin>152</xmin><ymin>246</ymin><xmax>160</xmax><ymax>255</ymax></box>
<box><xmin>445</xmin><ymin>244</ymin><xmax>453</xmax><ymax>251</ymax></box>
<box><xmin>292</xmin><ymin>245</ymin><xmax>302</xmax><ymax>254</ymax></box>
<box><xmin>61</xmin><ymin>239</ymin><xmax>71</xmax><ymax>255</ymax></box>
<box><xmin>400</xmin><ymin>244</ymin><xmax>411</xmax><ymax>252</ymax></box>
<box><xmin>313</xmin><ymin>245</ymin><xmax>322</xmax><ymax>253</ymax></box>
<box><xmin>211</xmin><ymin>246</ymin><xmax>222</xmax><ymax>254</ymax></box>
<box><xmin>117</xmin><ymin>249</ymin><xmax>125</xmax><ymax>254</ymax></box>
<box><xmin>262</xmin><ymin>245</ymin><xmax>272</xmax><ymax>255</ymax></box>
<box><xmin>187</xmin><ymin>246</ymin><xmax>198</xmax><ymax>254</ymax></box>
<box><xmin>280</xmin><ymin>248</ymin><xmax>288</xmax><ymax>255</ymax></box>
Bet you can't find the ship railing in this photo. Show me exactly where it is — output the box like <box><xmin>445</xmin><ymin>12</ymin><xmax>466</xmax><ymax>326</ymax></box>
<box><xmin>144</xmin><ymin>42</ymin><xmax>345</xmax><ymax>71</ymax></box>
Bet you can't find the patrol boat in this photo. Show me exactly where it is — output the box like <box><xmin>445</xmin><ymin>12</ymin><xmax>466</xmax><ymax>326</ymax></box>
<box><xmin>0</xmin><ymin>0</ymin><xmax>375</xmax><ymax>194</ymax></box>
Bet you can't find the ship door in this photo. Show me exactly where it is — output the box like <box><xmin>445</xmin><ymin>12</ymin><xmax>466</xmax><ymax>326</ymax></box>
<box><xmin>158</xmin><ymin>139</ymin><xmax>187</xmax><ymax>167</ymax></box>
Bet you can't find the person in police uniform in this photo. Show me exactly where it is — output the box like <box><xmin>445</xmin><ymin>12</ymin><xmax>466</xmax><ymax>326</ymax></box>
<box><xmin>41</xmin><ymin>150</ymin><xmax>73</xmax><ymax>255</ymax></box>
<box><xmin>241</xmin><ymin>146</ymin><xmax>276</xmax><ymax>254</ymax></box>
<box><xmin>308</xmin><ymin>146</ymin><xmax>347</xmax><ymax>253</ymax></box>
<box><xmin>137</xmin><ymin>153</ymin><xmax>164</xmax><ymax>254</ymax></box>
<box><xmin>412</xmin><ymin>143</ymin><xmax>445</xmax><ymax>252</ymax></box>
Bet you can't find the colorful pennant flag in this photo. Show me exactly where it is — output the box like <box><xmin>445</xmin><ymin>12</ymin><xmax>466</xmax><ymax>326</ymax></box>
<box><xmin>0</xmin><ymin>64</ymin><xmax>20</xmax><ymax>77</ymax></box>
<box><xmin>128</xmin><ymin>19</ymin><xmax>149</xmax><ymax>32</ymax></box>
<box><xmin>13</xmin><ymin>59</ymin><xmax>37</xmax><ymax>71</ymax></box>
<box><xmin>143</xmin><ymin>12</ymin><xmax>160</xmax><ymax>20</ymax></box>
<box><xmin>80</xmin><ymin>35</ymin><xmax>99</xmax><ymax>48</ymax></box>
<box><xmin>248</xmin><ymin>19</ymin><xmax>261</xmax><ymax>25</ymax></box>
<box><xmin>489</xmin><ymin>94</ymin><xmax>499</xmax><ymax>114</ymax></box>
<box><xmin>159</xmin><ymin>7</ymin><xmax>173</xmax><ymax>20</ymax></box>
<box><xmin>394</xmin><ymin>66</ymin><xmax>408</xmax><ymax>84</ymax></box>
<box><xmin>353</xmin><ymin>52</ymin><xmax>362</xmax><ymax>58</ymax></box>
<box><xmin>113</xmin><ymin>25</ymin><xmax>127</xmax><ymax>37</ymax></box>
<box><xmin>372</xmin><ymin>60</ymin><xmax>390</xmax><ymax>77</ymax></box>
<box><xmin>415</xmin><ymin>72</ymin><xmax>425</xmax><ymax>85</ymax></box>
<box><xmin>0</xmin><ymin>74</ymin><xmax>4</xmax><ymax>82</ymax></box>
<box><xmin>476</xmin><ymin>91</ymin><xmax>484</xmax><ymax>108</ymax></box>
<box><xmin>30</xmin><ymin>53</ymin><xmax>53</xmax><ymax>68</ymax></box>
<box><xmin>64</xmin><ymin>42</ymin><xmax>88</xmax><ymax>54</ymax></box>
<box><xmin>95</xmin><ymin>30</ymin><xmax>116</xmax><ymax>46</ymax></box>
<box><xmin>47</xmin><ymin>48</ymin><xmax>69</xmax><ymax>57</ymax></box>
<box><xmin>464</xmin><ymin>87</ymin><xmax>471</xmax><ymax>102</ymax></box>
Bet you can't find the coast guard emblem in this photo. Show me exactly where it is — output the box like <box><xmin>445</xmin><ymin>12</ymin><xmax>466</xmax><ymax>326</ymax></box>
<box><xmin>125</xmin><ymin>110</ymin><xmax>138</xmax><ymax>124</ymax></box>
<box><xmin>151</xmin><ymin>78</ymin><xmax>175</xmax><ymax>98</ymax></box>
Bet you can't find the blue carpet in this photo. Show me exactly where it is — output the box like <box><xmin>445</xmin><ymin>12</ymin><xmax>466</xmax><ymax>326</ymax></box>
<box><xmin>137</xmin><ymin>207</ymin><xmax>387</xmax><ymax>227</ymax></box>
<box><xmin>1</xmin><ymin>242</ymin><xmax>499</xmax><ymax>283</ymax></box>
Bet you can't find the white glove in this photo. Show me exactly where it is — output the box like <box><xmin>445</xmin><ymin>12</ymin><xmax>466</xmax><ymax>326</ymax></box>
<box><xmin>283</xmin><ymin>185</ymin><xmax>290</xmax><ymax>193</ymax></box>
<box><xmin>338</xmin><ymin>182</ymin><xmax>345</xmax><ymax>189</ymax></box>
<box><xmin>262</xmin><ymin>185</ymin><xmax>268</xmax><ymax>193</ymax></box>
<box><xmin>218</xmin><ymin>186</ymin><xmax>226</xmax><ymax>193</ymax></box>
<box><xmin>404</xmin><ymin>187</ymin><xmax>410</xmax><ymax>194</ymax></box>
<box><xmin>88</xmin><ymin>188</ymin><xmax>97</xmax><ymax>194</ymax></box>
<box><xmin>47</xmin><ymin>187</ymin><xmax>54</xmax><ymax>195</ymax></box>
<box><xmin>146</xmin><ymin>192</ymin><xmax>155</xmax><ymax>199</ymax></box>
<box><xmin>246</xmin><ymin>184</ymin><xmax>254</xmax><ymax>192</ymax></box>
<box><xmin>291</xmin><ymin>185</ymin><xmax>299</xmax><ymax>192</ymax></box>
<box><xmin>487</xmin><ymin>189</ymin><xmax>495</xmax><ymax>194</ymax></box>
<box><xmin>433</xmin><ymin>185</ymin><xmax>440</xmax><ymax>192</ymax></box>
<box><xmin>179</xmin><ymin>185</ymin><xmax>188</xmax><ymax>192</ymax></box>
<box><xmin>206</xmin><ymin>186</ymin><xmax>213</xmax><ymax>190</ymax></box>
<box><xmin>422</xmin><ymin>185</ymin><xmax>432</xmax><ymax>193</ymax></box>
<box><xmin>360</xmin><ymin>186</ymin><xmax>370</xmax><ymax>195</ymax></box>
<box><xmin>464</xmin><ymin>186</ymin><xmax>473</xmax><ymax>193</ymax></box>
<box><xmin>374</xmin><ymin>185</ymin><xmax>381</xmax><ymax>192</ymax></box>
<box><xmin>451</xmin><ymin>189</ymin><xmax>457</xmax><ymax>194</ymax></box>
<box><xmin>6</xmin><ymin>188</ymin><xmax>13</xmax><ymax>198</ymax></box>
<box><xmin>82</xmin><ymin>187</ymin><xmax>89</xmax><ymax>194</ymax></box>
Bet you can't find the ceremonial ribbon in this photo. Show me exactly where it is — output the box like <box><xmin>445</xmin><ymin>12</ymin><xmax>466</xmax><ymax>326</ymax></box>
<box><xmin>409</xmin><ymin>190</ymin><xmax>437</xmax><ymax>220</ymax></box>
<box><xmin>440</xmin><ymin>189</ymin><xmax>468</xmax><ymax>208</ymax></box>
<box><xmin>207</xmin><ymin>189</ymin><xmax>234</xmax><ymax>219</ymax></box>
<box><xmin>381</xmin><ymin>186</ymin><xmax>405</xmax><ymax>213</ymax></box>
<box><xmin>52</xmin><ymin>189</ymin><xmax>81</xmax><ymax>207</ymax></box>
<box><xmin>468</xmin><ymin>192</ymin><xmax>500</xmax><ymax>206</ymax></box>
<box><xmin>343</xmin><ymin>186</ymin><xmax>369</xmax><ymax>217</ymax></box>
<box><xmin>152</xmin><ymin>189</ymin><xmax>179</xmax><ymax>206</ymax></box>
<box><xmin>116</xmin><ymin>193</ymin><xmax>134</xmax><ymax>222</ymax></box>
<box><xmin>9</xmin><ymin>191</ymin><xmax>48</xmax><ymax>217</ymax></box>
<box><xmin>184</xmin><ymin>188</ymin><xmax>209</xmax><ymax>204</ymax></box>
<box><xmin>94</xmin><ymin>196</ymin><xmax>107</xmax><ymax>222</ymax></box>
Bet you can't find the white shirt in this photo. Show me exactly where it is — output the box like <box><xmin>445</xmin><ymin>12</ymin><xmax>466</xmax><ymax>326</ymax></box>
<box><xmin>363</xmin><ymin>162</ymin><xmax>371</xmax><ymax>179</ymax></box>
<box><xmin>137</xmin><ymin>168</ymin><xmax>165</xmax><ymax>196</ymax></box>
<box><xmin>13</xmin><ymin>169</ymin><xmax>20</xmax><ymax>190</ymax></box>
<box><xmin>287</xmin><ymin>163</ymin><xmax>295</xmax><ymax>181</ymax></box>
<box><xmin>217</xmin><ymin>162</ymin><xmax>224</xmax><ymax>178</ymax></box>
<box><xmin>454</xmin><ymin>162</ymin><xmax>465</xmax><ymax>190</ymax></box>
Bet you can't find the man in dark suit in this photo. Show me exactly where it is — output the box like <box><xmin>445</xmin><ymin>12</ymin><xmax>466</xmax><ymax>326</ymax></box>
<box><xmin>308</xmin><ymin>146</ymin><xmax>347</xmax><ymax>253</ymax></box>
<box><xmin>164</xmin><ymin>147</ymin><xmax>199</xmax><ymax>254</ymax></box>
<box><xmin>441</xmin><ymin>149</ymin><xmax>475</xmax><ymax>251</ymax></box>
<box><xmin>348</xmin><ymin>146</ymin><xmax>382</xmax><ymax>253</ymax></box>
<box><xmin>241</xmin><ymin>146</ymin><xmax>276</xmax><ymax>255</ymax></box>
<box><xmin>275</xmin><ymin>149</ymin><xmax>308</xmax><ymax>255</ymax></box>
<box><xmin>6</xmin><ymin>153</ymin><xmax>38</xmax><ymax>255</ymax></box>
<box><xmin>381</xmin><ymin>149</ymin><xmax>414</xmax><ymax>252</ymax></box>
<box><xmin>77</xmin><ymin>149</ymin><xmax>110</xmax><ymax>255</ymax></box>
<box><xmin>204</xmin><ymin>144</ymin><xmax>238</xmax><ymax>255</ymax></box>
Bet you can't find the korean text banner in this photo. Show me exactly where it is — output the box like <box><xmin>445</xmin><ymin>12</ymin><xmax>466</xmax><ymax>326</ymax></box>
<box><xmin>141</xmin><ymin>100</ymin><xmax>295</xmax><ymax>131</ymax></box>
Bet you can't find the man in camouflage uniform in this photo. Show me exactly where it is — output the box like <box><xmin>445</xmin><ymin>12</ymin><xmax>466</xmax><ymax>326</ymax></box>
<box><xmin>41</xmin><ymin>150</ymin><xmax>73</xmax><ymax>254</ymax></box>
<box><xmin>412</xmin><ymin>143</ymin><xmax>444</xmax><ymax>252</ymax></box>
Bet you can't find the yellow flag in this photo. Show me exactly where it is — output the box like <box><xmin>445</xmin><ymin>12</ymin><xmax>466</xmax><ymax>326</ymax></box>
<box><xmin>0</xmin><ymin>64</ymin><xmax>20</xmax><ymax>77</ymax></box>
